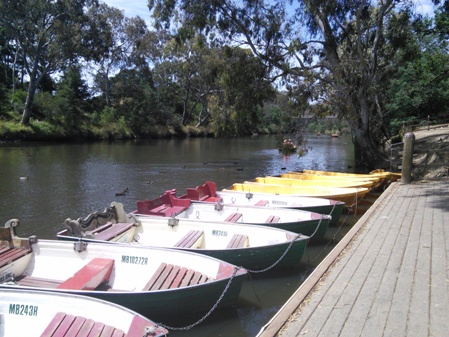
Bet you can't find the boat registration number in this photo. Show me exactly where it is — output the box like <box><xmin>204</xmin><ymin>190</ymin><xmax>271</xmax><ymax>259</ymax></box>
<box><xmin>9</xmin><ymin>303</ymin><xmax>38</xmax><ymax>316</ymax></box>
<box><xmin>212</xmin><ymin>230</ymin><xmax>228</xmax><ymax>237</ymax></box>
<box><xmin>121</xmin><ymin>255</ymin><xmax>148</xmax><ymax>265</ymax></box>
<box><xmin>272</xmin><ymin>200</ymin><xmax>288</xmax><ymax>205</ymax></box>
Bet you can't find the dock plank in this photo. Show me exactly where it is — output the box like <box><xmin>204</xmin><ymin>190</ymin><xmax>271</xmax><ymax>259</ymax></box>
<box><xmin>259</xmin><ymin>180</ymin><xmax>449</xmax><ymax>337</ymax></box>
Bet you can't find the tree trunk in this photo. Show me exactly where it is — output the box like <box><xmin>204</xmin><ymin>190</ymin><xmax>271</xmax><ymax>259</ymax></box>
<box><xmin>21</xmin><ymin>72</ymin><xmax>38</xmax><ymax>126</ymax></box>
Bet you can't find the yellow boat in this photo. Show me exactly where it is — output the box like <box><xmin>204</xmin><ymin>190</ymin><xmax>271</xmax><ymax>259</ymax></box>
<box><xmin>256</xmin><ymin>176</ymin><xmax>374</xmax><ymax>189</ymax></box>
<box><xmin>282</xmin><ymin>172</ymin><xmax>383</xmax><ymax>189</ymax></box>
<box><xmin>301</xmin><ymin>169</ymin><xmax>393</xmax><ymax>187</ymax></box>
<box><xmin>370</xmin><ymin>169</ymin><xmax>402</xmax><ymax>182</ymax></box>
<box><xmin>224</xmin><ymin>183</ymin><xmax>370</xmax><ymax>207</ymax></box>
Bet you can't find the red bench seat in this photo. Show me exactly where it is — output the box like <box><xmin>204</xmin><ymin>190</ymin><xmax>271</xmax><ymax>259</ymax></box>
<box><xmin>40</xmin><ymin>312</ymin><xmax>125</xmax><ymax>337</ymax></box>
<box><xmin>57</xmin><ymin>258</ymin><xmax>114</xmax><ymax>291</ymax></box>
<box><xmin>226</xmin><ymin>234</ymin><xmax>249</xmax><ymax>248</ymax></box>
<box><xmin>143</xmin><ymin>263</ymin><xmax>213</xmax><ymax>291</ymax></box>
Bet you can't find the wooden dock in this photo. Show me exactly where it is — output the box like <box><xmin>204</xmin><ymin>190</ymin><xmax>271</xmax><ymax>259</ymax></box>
<box><xmin>258</xmin><ymin>179</ymin><xmax>449</xmax><ymax>337</ymax></box>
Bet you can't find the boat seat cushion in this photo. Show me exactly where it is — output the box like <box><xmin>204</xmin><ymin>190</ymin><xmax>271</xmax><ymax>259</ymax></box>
<box><xmin>57</xmin><ymin>258</ymin><xmax>114</xmax><ymax>290</ymax></box>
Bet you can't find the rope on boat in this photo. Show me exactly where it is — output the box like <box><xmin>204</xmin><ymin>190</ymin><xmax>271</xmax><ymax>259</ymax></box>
<box><xmin>156</xmin><ymin>266</ymin><xmax>243</xmax><ymax>332</ymax></box>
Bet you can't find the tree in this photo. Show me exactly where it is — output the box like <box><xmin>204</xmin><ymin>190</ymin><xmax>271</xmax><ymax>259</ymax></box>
<box><xmin>209</xmin><ymin>46</ymin><xmax>275</xmax><ymax>136</ymax></box>
<box><xmin>148</xmin><ymin>0</ymin><xmax>419</xmax><ymax>168</ymax></box>
<box><xmin>154</xmin><ymin>34</ymin><xmax>219</xmax><ymax>126</ymax></box>
<box><xmin>0</xmin><ymin>0</ymin><xmax>101</xmax><ymax>125</ymax></box>
<box><xmin>386</xmin><ymin>10</ymin><xmax>449</xmax><ymax>133</ymax></box>
<box><xmin>54</xmin><ymin>65</ymin><xmax>90</xmax><ymax>128</ymax></box>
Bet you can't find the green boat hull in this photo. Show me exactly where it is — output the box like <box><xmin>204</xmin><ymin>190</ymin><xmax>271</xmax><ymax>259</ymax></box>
<box><xmin>1</xmin><ymin>275</ymin><xmax>246</xmax><ymax>323</ymax></box>
<box><xmin>263</xmin><ymin>217</ymin><xmax>330</xmax><ymax>243</ymax></box>
<box><xmin>179</xmin><ymin>237</ymin><xmax>309</xmax><ymax>270</ymax></box>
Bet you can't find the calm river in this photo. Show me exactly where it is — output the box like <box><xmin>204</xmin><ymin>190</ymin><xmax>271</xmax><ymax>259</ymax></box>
<box><xmin>0</xmin><ymin>134</ymin><xmax>355</xmax><ymax>336</ymax></box>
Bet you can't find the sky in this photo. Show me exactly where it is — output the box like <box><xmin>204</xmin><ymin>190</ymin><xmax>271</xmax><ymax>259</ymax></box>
<box><xmin>103</xmin><ymin>0</ymin><xmax>437</xmax><ymax>25</ymax></box>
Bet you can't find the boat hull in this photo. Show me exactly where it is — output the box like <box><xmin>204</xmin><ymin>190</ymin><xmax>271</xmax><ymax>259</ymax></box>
<box><xmin>0</xmin><ymin>288</ymin><xmax>168</xmax><ymax>337</ymax></box>
<box><xmin>224</xmin><ymin>183</ymin><xmax>369</xmax><ymax>207</ymax></box>
<box><xmin>0</xmin><ymin>235</ymin><xmax>247</xmax><ymax>322</ymax></box>
<box><xmin>251</xmin><ymin>176</ymin><xmax>374</xmax><ymax>189</ymax></box>
<box><xmin>135</xmin><ymin>203</ymin><xmax>330</xmax><ymax>242</ymax></box>
<box><xmin>59</xmin><ymin>214</ymin><xmax>310</xmax><ymax>270</ymax></box>
<box><xmin>176</xmin><ymin>181</ymin><xmax>345</xmax><ymax>225</ymax></box>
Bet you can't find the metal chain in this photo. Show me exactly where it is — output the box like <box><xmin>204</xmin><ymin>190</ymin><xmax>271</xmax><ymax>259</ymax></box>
<box><xmin>245</xmin><ymin>234</ymin><xmax>300</xmax><ymax>274</ymax></box>
<box><xmin>157</xmin><ymin>266</ymin><xmax>242</xmax><ymax>331</ymax></box>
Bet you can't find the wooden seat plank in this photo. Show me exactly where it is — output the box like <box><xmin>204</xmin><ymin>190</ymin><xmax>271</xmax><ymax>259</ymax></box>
<box><xmin>180</xmin><ymin>269</ymin><xmax>195</xmax><ymax>288</ymax></box>
<box><xmin>88</xmin><ymin>222</ymin><xmax>114</xmax><ymax>235</ymax></box>
<box><xmin>64</xmin><ymin>316</ymin><xmax>86</xmax><ymax>336</ymax></box>
<box><xmin>142</xmin><ymin>263</ymin><xmax>167</xmax><ymax>291</ymax></box>
<box><xmin>86</xmin><ymin>322</ymin><xmax>108</xmax><ymax>337</ymax></box>
<box><xmin>57</xmin><ymin>258</ymin><xmax>114</xmax><ymax>291</ymax></box>
<box><xmin>40</xmin><ymin>312</ymin><xmax>67</xmax><ymax>337</ymax></box>
<box><xmin>266</xmin><ymin>215</ymin><xmax>280</xmax><ymax>223</ymax></box>
<box><xmin>171</xmin><ymin>267</ymin><xmax>188</xmax><ymax>289</ymax></box>
<box><xmin>226</xmin><ymin>234</ymin><xmax>249</xmax><ymax>248</ymax></box>
<box><xmin>75</xmin><ymin>319</ymin><xmax>95</xmax><ymax>337</ymax></box>
<box><xmin>87</xmin><ymin>322</ymin><xmax>104</xmax><ymax>337</ymax></box>
<box><xmin>225</xmin><ymin>213</ymin><xmax>242</xmax><ymax>222</ymax></box>
<box><xmin>174</xmin><ymin>230</ymin><xmax>203</xmax><ymax>248</ymax></box>
<box><xmin>255</xmin><ymin>200</ymin><xmax>269</xmax><ymax>206</ymax></box>
<box><xmin>161</xmin><ymin>265</ymin><xmax>181</xmax><ymax>290</ymax></box>
<box><xmin>143</xmin><ymin>262</ymin><xmax>213</xmax><ymax>291</ymax></box>
<box><xmin>149</xmin><ymin>264</ymin><xmax>173</xmax><ymax>291</ymax></box>
<box><xmin>0</xmin><ymin>247</ymin><xmax>31</xmax><ymax>268</ymax></box>
<box><xmin>17</xmin><ymin>276</ymin><xmax>62</xmax><ymax>288</ymax></box>
<box><xmin>97</xmin><ymin>325</ymin><xmax>116</xmax><ymax>337</ymax></box>
<box><xmin>49</xmin><ymin>313</ymin><xmax>76</xmax><ymax>337</ymax></box>
<box><xmin>198</xmin><ymin>274</ymin><xmax>209</xmax><ymax>284</ymax></box>
<box><xmin>110</xmin><ymin>329</ymin><xmax>125</xmax><ymax>337</ymax></box>
<box><xmin>93</xmin><ymin>222</ymin><xmax>135</xmax><ymax>241</ymax></box>
<box><xmin>189</xmin><ymin>271</ymin><xmax>202</xmax><ymax>286</ymax></box>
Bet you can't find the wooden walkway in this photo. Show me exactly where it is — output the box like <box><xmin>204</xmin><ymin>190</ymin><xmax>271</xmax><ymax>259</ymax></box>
<box><xmin>258</xmin><ymin>179</ymin><xmax>449</xmax><ymax>337</ymax></box>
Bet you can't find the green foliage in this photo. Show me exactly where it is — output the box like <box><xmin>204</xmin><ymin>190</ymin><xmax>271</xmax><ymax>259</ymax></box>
<box><xmin>8</xmin><ymin>90</ymin><xmax>27</xmax><ymax>114</ymax></box>
<box><xmin>386</xmin><ymin>10</ymin><xmax>449</xmax><ymax>136</ymax></box>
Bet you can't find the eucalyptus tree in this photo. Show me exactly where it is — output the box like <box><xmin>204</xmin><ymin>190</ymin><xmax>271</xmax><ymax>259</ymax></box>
<box><xmin>0</xmin><ymin>0</ymin><xmax>103</xmax><ymax>125</ymax></box>
<box><xmin>147</xmin><ymin>0</ymin><xmax>423</xmax><ymax>167</ymax></box>
<box><xmin>208</xmin><ymin>46</ymin><xmax>276</xmax><ymax>136</ymax></box>
<box><xmin>87</xmin><ymin>3</ymin><xmax>129</xmax><ymax>107</ymax></box>
<box><xmin>153</xmin><ymin>34</ymin><xmax>219</xmax><ymax>126</ymax></box>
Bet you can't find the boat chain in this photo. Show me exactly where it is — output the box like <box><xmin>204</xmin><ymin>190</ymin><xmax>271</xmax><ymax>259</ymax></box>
<box><xmin>156</xmin><ymin>266</ymin><xmax>242</xmax><ymax>332</ymax></box>
<box><xmin>156</xmin><ymin>204</ymin><xmax>338</xmax><ymax>332</ymax></box>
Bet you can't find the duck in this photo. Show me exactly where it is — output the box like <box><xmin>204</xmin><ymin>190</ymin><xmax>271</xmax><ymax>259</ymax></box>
<box><xmin>115</xmin><ymin>187</ymin><xmax>128</xmax><ymax>196</ymax></box>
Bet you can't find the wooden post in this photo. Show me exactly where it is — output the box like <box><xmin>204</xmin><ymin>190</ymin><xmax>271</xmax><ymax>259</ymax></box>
<box><xmin>401</xmin><ymin>132</ymin><xmax>415</xmax><ymax>184</ymax></box>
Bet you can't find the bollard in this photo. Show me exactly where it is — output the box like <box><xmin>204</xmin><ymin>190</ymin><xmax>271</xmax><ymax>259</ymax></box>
<box><xmin>401</xmin><ymin>132</ymin><xmax>415</xmax><ymax>184</ymax></box>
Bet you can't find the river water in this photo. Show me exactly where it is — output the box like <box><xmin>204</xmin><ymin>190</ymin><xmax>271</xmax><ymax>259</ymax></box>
<box><xmin>0</xmin><ymin>134</ymin><xmax>356</xmax><ymax>336</ymax></box>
